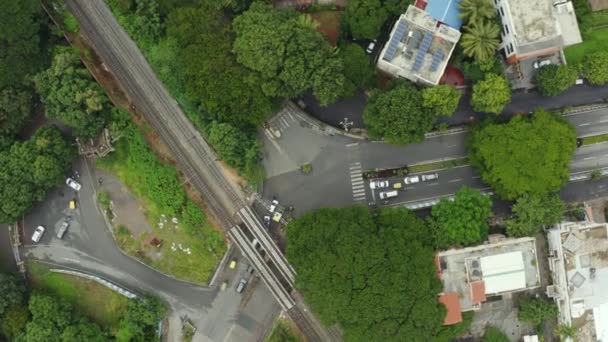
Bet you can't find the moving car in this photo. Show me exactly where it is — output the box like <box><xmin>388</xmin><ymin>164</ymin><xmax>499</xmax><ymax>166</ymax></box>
<box><xmin>56</xmin><ymin>221</ymin><xmax>69</xmax><ymax>239</ymax></box>
<box><xmin>236</xmin><ymin>278</ymin><xmax>248</xmax><ymax>293</ymax></box>
<box><xmin>403</xmin><ymin>176</ymin><xmax>420</xmax><ymax>184</ymax></box>
<box><xmin>269</xmin><ymin>199</ymin><xmax>279</xmax><ymax>213</ymax></box>
<box><xmin>366</xmin><ymin>40</ymin><xmax>376</xmax><ymax>54</ymax></box>
<box><xmin>392</xmin><ymin>182</ymin><xmax>402</xmax><ymax>189</ymax></box>
<box><xmin>66</xmin><ymin>177</ymin><xmax>82</xmax><ymax>191</ymax></box>
<box><xmin>379</xmin><ymin>190</ymin><xmax>399</xmax><ymax>200</ymax></box>
<box><xmin>533</xmin><ymin>59</ymin><xmax>552</xmax><ymax>69</ymax></box>
<box><xmin>369</xmin><ymin>180</ymin><xmax>389</xmax><ymax>190</ymax></box>
<box><xmin>32</xmin><ymin>226</ymin><xmax>45</xmax><ymax>243</ymax></box>
<box><xmin>421</xmin><ymin>173</ymin><xmax>439</xmax><ymax>182</ymax></box>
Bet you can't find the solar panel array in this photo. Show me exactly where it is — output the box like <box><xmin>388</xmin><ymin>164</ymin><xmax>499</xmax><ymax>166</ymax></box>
<box><xmin>411</xmin><ymin>32</ymin><xmax>433</xmax><ymax>72</ymax></box>
<box><xmin>430</xmin><ymin>50</ymin><xmax>444</xmax><ymax>72</ymax></box>
<box><xmin>382</xmin><ymin>20</ymin><xmax>409</xmax><ymax>61</ymax></box>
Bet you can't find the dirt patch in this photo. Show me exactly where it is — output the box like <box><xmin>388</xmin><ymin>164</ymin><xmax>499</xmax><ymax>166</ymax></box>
<box><xmin>585</xmin><ymin>197</ymin><xmax>608</xmax><ymax>223</ymax></box>
<box><xmin>310</xmin><ymin>11</ymin><xmax>342</xmax><ymax>46</ymax></box>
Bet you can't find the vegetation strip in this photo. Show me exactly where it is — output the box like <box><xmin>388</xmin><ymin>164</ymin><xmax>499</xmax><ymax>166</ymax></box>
<box><xmin>408</xmin><ymin>157</ymin><xmax>469</xmax><ymax>174</ymax></box>
<box><xmin>581</xmin><ymin>133</ymin><xmax>608</xmax><ymax>146</ymax></box>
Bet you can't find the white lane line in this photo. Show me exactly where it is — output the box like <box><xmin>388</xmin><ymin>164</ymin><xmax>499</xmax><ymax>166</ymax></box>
<box><xmin>600</xmin><ymin>119</ymin><xmax>608</xmax><ymax>123</ymax></box>
<box><xmin>353</xmin><ymin>188</ymin><xmax>366</xmax><ymax>194</ymax></box>
<box><xmin>584</xmin><ymin>156</ymin><xmax>596</xmax><ymax>160</ymax></box>
<box><xmin>351</xmin><ymin>180</ymin><xmax>364</xmax><ymax>186</ymax></box>
<box><xmin>448</xmin><ymin>178</ymin><xmax>463</xmax><ymax>183</ymax></box>
<box><xmin>352</xmin><ymin>185</ymin><xmax>365</xmax><ymax>191</ymax></box>
<box><xmin>447</xmin><ymin>144</ymin><xmax>457</xmax><ymax>148</ymax></box>
<box><xmin>579</xmin><ymin>123</ymin><xmax>591</xmax><ymax>126</ymax></box>
<box><xmin>346</xmin><ymin>143</ymin><xmax>359</xmax><ymax>147</ymax></box>
<box><xmin>472</xmin><ymin>175</ymin><xmax>481</xmax><ymax>179</ymax></box>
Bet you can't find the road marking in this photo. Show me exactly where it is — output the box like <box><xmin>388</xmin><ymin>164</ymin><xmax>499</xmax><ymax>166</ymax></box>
<box><xmin>352</xmin><ymin>180</ymin><xmax>364</xmax><ymax>186</ymax></box>
<box><xmin>472</xmin><ymin>175</ymin><xmax>481</xmax><ymax>179</ymax></box>
<box><xmin>428</xmin><ymin>183</ymin><xmax>439</xmax><ymax>186</ymax></box>
<box><xmin>346</xmin><ymin>142</ymin><xmax>359</xmax><ymax>147</ymax></box>
<box><xmin>584</xmin><ymin>156</ymin><xmax>596</xmax><ymax>160</ymax></box>
<box><xmin>600</xmin><ymin>119</ymin><xmax>608</xmax><ymax>123</ymax></box>
<box><xmin>447</xmin><ymin>144</ymin><xmax>457</xmax><ymax>148</ymax></box>
<box><xmin>579</xmin><ymin>123</ymin><xmax>591</xmax><ymax>126</ymax></box>
<box><xmin>349</xmin><ymin>162</ymin><xmax>366</xmax><ymax>202</ymax></box>
<box><xmin>352</xmin><ymin>185</ymin><xmax>365</xmax><ymax>191</ymax></box>
<box><xmin>448</xmin><ymin>178</ymin><xmax>463</xmax><ymax>183</ymax></box>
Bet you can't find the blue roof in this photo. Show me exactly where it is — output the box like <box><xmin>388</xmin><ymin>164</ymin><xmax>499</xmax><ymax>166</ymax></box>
<box><xmin>425</xmin><ymin>0</ymin><xmax>463</xmax><ymax>30</ymax></box>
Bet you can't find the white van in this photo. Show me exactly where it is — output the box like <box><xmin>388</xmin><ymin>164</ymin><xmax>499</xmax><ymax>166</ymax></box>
<box><xmin>379</xmin><ymin>190</ymin><xmax>399</xmax><ymax>200</ymax></box>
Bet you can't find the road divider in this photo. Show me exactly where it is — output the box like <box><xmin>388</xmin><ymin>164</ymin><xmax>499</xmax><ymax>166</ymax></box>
<box><xmin>408</xmin><ymin>157</ymin><xmax>469</xmax><ymax>174</ymax></box>
<box><xmin>581</xmin><ymin>133</ymin><xmax>608</xmax><ymax>146</ymax></box>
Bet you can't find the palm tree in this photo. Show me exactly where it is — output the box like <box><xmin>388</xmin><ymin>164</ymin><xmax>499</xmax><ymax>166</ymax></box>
<box><xmin>458</xmin><ymin>0</ymin><xmax>496</xmax><ymax>25</ymax></box>
<box><xmin>555</xmin><ymin>324</ymin><xmax>577</xmax><ymax>341</ymax></box>
<box><xmin>460</xmin><ymin>21</ymin><xmax>500</xmax><ymax>61</ymax></box>
<box><xmin>297</xmin><ymin>14</ymin><xmax>319</xmax><ymax>30</ymax></box>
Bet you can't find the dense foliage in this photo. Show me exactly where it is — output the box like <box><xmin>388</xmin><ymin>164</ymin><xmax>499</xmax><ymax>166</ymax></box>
<box><xmin>115</xmin><ymin>295</ymin><xmax>166</xmax><ymax>342</ymax></box>
<box><xmin>363</xmin><ymin>82</ymin><xmax>442</xmax><ymax>144</ymax></box>
<box><xmin>0</xmin><ymin>126</ymin><xmax>74</xmax><ymax>223</ymax></box>
<box><xmin>339</xmin><ymin>43</ymin><xmax>375</xmax><ymax>93</ymax></box>
<box><xmin>206</xmin><ymin>121</ymin><xmax>262</xmax><ymax>181</ymax></box>
<box><xmin>468</xmin><ymin>109</ymin><xmax>576</xmax><ymax>200</ymax></box>
<box><xmin>431</xmin><ymin>187</ymin><xmax>492</xmax><ymax>248</ymax></box>
<box><xmin>421</xmin><ymin>85</ymin><xmax>462</xmax><ymax>116</ymax></box>
<box><xmin>342</xmin><ymin>0</ymin><xmax>388</xmax><ymax>40</ymax></box>
<box><xmin>471</xmin><ymin>73</ymin><xmax>511</xmax><ymax>113</ymax></box>
<box><xmin>460</xmin><ymin>20</ymin><xmax>500</xmax><ymax>62</ymax></box>
<box><xmin>286</xmin><ymin>206</ymin><xmax>446</xmax><ymax>341</ymax></box>
<box><xmin>233</xmin><ymin>3</ymin><xmax>345</xmax><ymax>106</ymax></box>
<box><xmin>458</xmin><ymin>0</ymin><xmax>496</xmax><ymax>24</ymax></box>
<box><xmin>506</xmin><ymin>193</ymin><xmax>565</xmax><ymax>237</ymax></box>
<box><xmin>0</xmin><ymin>274</ymin><xmax>26</xmax><ymax>317</ymax></box>
<box><xmin>536</xmin><ymin>64</ymin><xmax>579</xmax><ymax>97</ymax></box>
<box><xmin>34</xmin><ymin>48</ymin><xmax>110</xmax><ymax>139</ymax></box>
<box><xmin>583</xmin><ymin>51</ymin><xmax>608</xmax><ymax>85</ymax></box>
<box><xmin>518</xmin><ymin>296</ymin><xmax>558</xmax><ymax>329</ymax></box>
<box><xmin>483</xmin><ymin>326</ymin><xmax>510</xmax><ymax>342</ymax></box>
<box><xmin>0</xmin><ymin>87</ymin><xmax>33</xmax><ymax>149</ymax></box>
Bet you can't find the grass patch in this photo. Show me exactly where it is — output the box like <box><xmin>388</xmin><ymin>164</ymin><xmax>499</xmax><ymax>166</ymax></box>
<box><xmin>565</xmin><ymin>29</ymin><xmax>608</xmax><ymax>64</ymax></box>
<box><xmin>97</xmin><ymin>190</ymin><xmax>111</xmax><ymax>213</ymax></box>
<box><xmin>97</xmin><ymin>119</ymin><xmax>226</xmax><ymax>284</ymax></box>
<box><xmin>26</xmin><ymin>260</ymin><xmax>130</xmax><ymax>330</ymax></box>
<box><xmin>264</xmin><ymin>317</ymin><xmax>303</xmax><ymax>342</ymax></box>
<box><xmin>581</xmin><ymin>133</ymin><xmax>608</xmax><ymax>145</ymax></box>
<box><xmin>409</xmin><ymin>157</ymin><xmax>469</xmax><ymax>174</ymax></box>
<box><xmin>310</xmin><ymin>11</ymin><xmax>342</xmax><ymax>46</ymax></box>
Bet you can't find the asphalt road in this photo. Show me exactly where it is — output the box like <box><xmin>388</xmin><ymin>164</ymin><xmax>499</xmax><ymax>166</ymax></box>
<box><xmin>22</xmin><ymin>157</ymin><xmax>279</xmax><ymax>342</ymax></box>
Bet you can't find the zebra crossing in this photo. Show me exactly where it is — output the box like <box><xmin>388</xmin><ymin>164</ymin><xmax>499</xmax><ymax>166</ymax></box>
<box><xmin>349</xmin><ymin>162</ymin><xmax>366</xmax><ymax>202</ymax></box>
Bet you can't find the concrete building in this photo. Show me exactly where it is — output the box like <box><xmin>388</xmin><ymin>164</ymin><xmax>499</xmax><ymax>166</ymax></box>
<box><xmin>377</xmin><ymin>5</ymin><xmax>461</xmax><ymax>86</ymax></box>
<box><xmin>547</xmin><ymin>221</ymin><xmax>608</xmax><ymax>341</ymax></box>
<box><xmin>493</xmin><ymin>0</ymin><xmax>582</xmax><ymax>63</ymax></box>
<box><xmin>436</xmin><ymin>236</ymin><xmax>541</xmax><ymax>324</ymax></box>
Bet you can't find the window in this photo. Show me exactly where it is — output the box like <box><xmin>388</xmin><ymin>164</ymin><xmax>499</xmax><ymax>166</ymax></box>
<box><xmin>509</xmin><ymin>43</ymin><xmax>514</xmax><ymax>54</ymax></box>
<box><xmin>505</xmin><ymin>45</ymin><xmax>511</xmax><ymax>54</ymax></box>
<box><xmin>504</xmin><ymin>25</ymin><xmax>509</xmax><ymax>34</ymax></box>
<box><xmin>500</xmin><ymin>7</ymin><xmax>505</xmax><ymax>16</ymax></box>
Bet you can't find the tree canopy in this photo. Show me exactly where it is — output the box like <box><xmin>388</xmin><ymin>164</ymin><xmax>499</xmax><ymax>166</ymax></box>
<box><xmin>0</xmin><ymin>87</ymin><xmax>33</xmax><ymax>149</ymax></box>
<box><xmin>342</xmin><ymin>0</ymin><xmax>388</xmax><ymax>40</ymax></box>
<box><xmin>206</xmin><ymin>121</ymin><xmax>262</xmax><ymax>181</ymax></box>
<box><xmin>483</xmin><ymin>326</ymin><xmax>510</xmax><ymax>342</ymax></box>
<box><xmin>363</xmin><ymin>82</ymin><xmax>441</xmax><ymax>144</ymax></box>
<box><xmin>460</xmin><ymin>20</ymin><xmax>500</xmax><ymax>62</ymax></box>
<box><xmin>471</xmin><ymin>73</ymin><xmax>511</xmax><ymax>114</ymax></box>
<box><xmin>431</xmin><ymin>187</ymin><xmax>493</xmax><ymax>248</ymax></box>
<box><xmin>458</xmin><ymin>0</ymin><xmax>496</xmax><ymax>24</ymax></box>
<box><xmin>115</xmin><ymin>296</ymin><xmax>166</xmax><ymax>341</ymax></box>
<box><xmin>518</xmin><ymin>296</ymin><xmax>557</xmax><ymax>329</ymax></box>
<box><xmin>34</xmin><ymin>48</ymin><xmax>110</xmax><ymax>139</ymax></box>
<box><xmin>583</xmin><ymin>51</ymin><xmax>608</xmax><ymax>85</ymax></box>
<box><xmin>232</xmin><ymin>2</ymin><xmax>345</xmax><ymax>105</ymax></box>
<box><xmin>421</xmin><ymin>85</ymin><xmax>462</xmax><ymax>117</ymax></box>
<box><xmin>0</xmin><ymin>273</ymin><xmax>26</xmax><ymax>316</ymax></box>
<box><xmin>0</xmin><ymin>126</ymin><xmax>74</xmax><ymax>223</ymax></box>
<box><xmin>468</xmin><ymin>109</ymin><xmax>576</xmax><ymax>200</ymax></box>
<box><xmin>536</xmin><ymin>64</ymin><xmax>578</xmax><ymax>97</ymax></box>
<box><xmin>339</xmin><ymin>43</ymin><xmax>375</xmax><ymax>92</ymax></box>
<box><xmin>506</xmin><ymin>193</ymin><xmax>565</xmax><ymax>237</ymax></box>
<box><xmin>286</xmin><ymin>206</ymin><xmax>446</xmax><ymax>341</ymax></box>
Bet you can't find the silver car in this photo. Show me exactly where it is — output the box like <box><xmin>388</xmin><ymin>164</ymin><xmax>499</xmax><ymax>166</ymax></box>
<box><xmin>369</xmin><ymin>180</ymin><xmax>389</xmax><ymax>190</ymax></box>
<box><xmin>32</xmin><ymin>226</ymin><xmax>45</xmax><ymax>243</ymax></box>
<box><xmin>236</xmin><ymin>278</ymin><xmax>248</xmax><ymax>293</ymax></box>
<box><xmin>421</xmin><ymin>173</ymin><xmax>439</xmax><ymax>182</ymax></box>
<box><xmin>57</xmin><ymin>221</ymin><xmax>69</xmax><ymax>239</ymax></box>
<box><xmin>66</xmin><ymin>177</ymin><xmax>82</xmax><ymax>191</ymax></box>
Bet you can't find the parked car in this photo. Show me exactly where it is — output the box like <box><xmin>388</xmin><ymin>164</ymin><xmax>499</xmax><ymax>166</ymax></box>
<box><xmin>263</xmin><ymin>215</ymin><xmax>271</xmax><ymax>228</ymax></box>
<box><xmin>533</xmin><ymin>59</ymin><xmax>552</xmax><ymax>69</ymax></box>
<box><xmin>269</xmin><ymin>199</ymin><xmax>279</xmax><ymax>213</ymax></box>
<box><xmin>392</xmin><ymin>182</ymin><xmax>403</xmax><ymax>189</ymax></box>
<box><xmin>56</xmin><ymin>221</ymin><xmax>69</xmax><ymax>239</ymax></box>
<box><xmin>403</xmin><ymin>176</ymin><xmax>420</xmax><ymax>184</ymax></box>
<box><xmin>229</xmin><ymin>258</ymin><xmax>237</xmax><ymax>269</ymax></box>
<box><xmin>366</xmin><ymin>40</ymin><xmax>377</xmax><ymax>54</ymax></box>
<box><xmin>66</xmin><ymin>177</ymin><xmax>82</xmax><ymax>191</ymax></box>
<box><xmin>369</xmin><ymin>180</ymin><xmax>389</xmax><ymax>189</ymax></box>
<box><xmin>379</xmin><ymin>190</ymin><xmax>399</xmax><ymax>200</ymax></box>
<box><xmin>246</xmin><ymin>264</ymin><xmax>255</xmax><ymax>275</ymax></box>
<box><xmin>220</xmin><ymin>281</ymin><xmax>228</xmax><ymax>291</ymax></box>
<box><xmin>421</xmin><ymin>173</ymin><xmax>439</xmax><ymax>182</ymax></box>
<box><xmin>31</xmin><ymin>226</ymin><xmax>45</xmax><ymax>243</ymax></box>
<box><xmin>69</xmin><ymin>199</ymin><xmax>77</xmax><ymax>209</ymax></box>
<box><xmin>236</xmin><ymin>278</ymin><xmax>248</xmax><ymax>293</ymax></box>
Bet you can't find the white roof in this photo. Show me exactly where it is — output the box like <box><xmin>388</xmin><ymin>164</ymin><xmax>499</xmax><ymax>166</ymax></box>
<box><xmin>523</xmin><ymin>336</ymin><xmax>539</xmax><ymax>342</ymax></box>
<box><xmin>594</xmin><ymin>303</ymin><xmax>608</xmax><ymax>342</ymax></box>
<box><xmin>480</xmin><ymin>251</ymin><xmax>526</xmax><ymax>294</ymax></box>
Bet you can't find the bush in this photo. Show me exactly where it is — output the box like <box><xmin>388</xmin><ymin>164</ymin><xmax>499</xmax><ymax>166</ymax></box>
<box><xmin>471</xmin><ymin>74</ymin><xmax>511</xmax><ymax>114</ymax></box>
<box><xmin>339</xmin><ymin>43</ymin><xmax>375</xmax><ymax>90</ymax></box>
<box><xmin>300</xmin><ymin>164</ymin><xmax>313</xmax><ymax>174</ymax></box>
<box><xmin>583</xmin><ymin>51</ymin><xmax>608</xmax><ymax>85</ymax></box>
<box><xmin>536</xmin><ymin>64</ymin><xmax>578</xmax><ymax>96</ymax></box>
<box><xmin>484</xmin><ymin>326</ymin><xmax>509</xmax><ymax>342</ymax></box>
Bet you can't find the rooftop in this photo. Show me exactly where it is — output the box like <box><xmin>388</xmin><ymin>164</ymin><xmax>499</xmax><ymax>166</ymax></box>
<box><xmin>506</xmin><ymin>0</ymin><xmax>558</xmax><ymax>45</ymax></box>
<box><xmin>437</xmin><ymin>236</ymin><xmax>540</xmax><ymax>312</ymax></box>
<box><xmin>425</xmin><ymin>0</ymin><xmax>463</xmax><ymax>29</ymax></box>
<box><xmin>439</xmin><ymin>293</ymin><xmax>463</xmax><ymax>325</ymax></box>
<box><xmin>377</xmin><ymin>5</ymin><xmax>461</xmax><ymax>85</ymax></box>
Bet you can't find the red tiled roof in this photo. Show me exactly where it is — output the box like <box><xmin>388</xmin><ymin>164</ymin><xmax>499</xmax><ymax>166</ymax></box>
<box><xmin>438</xmin><ymin>293</ymin><xmax>462</xmax><ymax>325</ymax></box>
<box><xmin>470</xmin><ymin>281</ymin><xmax>487</xmax><ymax>304</ymax></box>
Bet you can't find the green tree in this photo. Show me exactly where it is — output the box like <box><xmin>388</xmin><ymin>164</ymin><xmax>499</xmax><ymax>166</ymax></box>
<box><xmin>286</xmin><ymin>207</ymin><xmax>445</xmax><ymax>341</ymax></box>
<box><xmin>431</xmin><ymin>187</ymin><xmax>492</xmax><ymax>248</ymax></box>
<box><xmin>339</xmin><ymin>43</ymin><xmax>375</xmax><ymax>92</ymax></box>
<box><xmin>583</xmin><ymin>51</ymin><xmax>608</xmax><ymax>85</ymax></box>
<box><xmin>471</xmin><ymin>73</ymin><xmax>511</xmax><ymax>114</ymax></box>
<box><xmin>458</xmin><ymin>0</ymin><xmax>496</xmax><ymax>24</ymax></box>
<box><xmin>233</xmin><ymin>3</ymin><xmax>345</xmax><ymax>105</ymax></box>
<box><xmin>180</xmin><ymin>200</ymin><xmax>206</xmax><ymax>236</ymax></box>
<box><xmin>0</xmin><ymin>87</ymin><xmax>33</xmax><ymax>141</ymax></box>
<box><xmin>421</xmin><ymin>85</ymin><xmax>462</xmax><ymax>116</ymax></box>
<box><xmin>1</xmin><ymin>304</ymin><xmax>29</xmax><ymax>338</ymax></box>
<box><xmin>463</xmin><ymin>56</ymin><xmax>503</xmax><ymax>82</ymax></box>
<box><xmin>506</xmin><ymin>193</ymin><xmax>565</xmax><ymax>237</ymax></box>
<box><xmin>0</xmin><ymin>0</ymin><xmax>43</xmax><ymax>88</ymax></box>
<box><xmin>34</xmin><ymin>48</ymin><xmax>110</xmax><ymax>139</ymax></box>
<box><xmin>363</xmin><ymin>82</ymin><xmax>439</xmax><ymax>144</ymax></box>
<box><xmin>206</xmin><ymin>121</ymin><xmax>261</xmax><ymax>177</ymax></box>
<box><xmin>116</xmin><ymin>296</ymin><xmax>166</xmax><ymax>342</ymax></box>
<box><xmin>518</xmin><ymin>296</ymin><xmax>557</xmax><ymax>329</ymax></box>
<box><xmin>342</xmin><ymin>0</ymin><xmax>388</xmax><ymax>39</ymax></box>
<box><xmin>460</xmin><ymin>21</ymin><xmax>500</xmax><ymax>62</ymax></box>
<box><xmin>468</xmin><ymin>109</ymin><xmax>576</xmax><ymax>200</ymax></box>
<box><xmin>0</xmin><ymin>273</ymin><xmax>26</xmax><ymax>316</ymax></box>
<box><xmin>555</xmin><ymin>324</ymin><xmax>577</xmax><ymax>341</ymax></box>
<box><xmin>483</xmin><ymin>326</ymin><xmax>510</xmax><ymax>342</ymax></box>
<box><xmin>536</xmin><ymin>64</ymin><xmax>578</xmax><ymax>97</ymax></box>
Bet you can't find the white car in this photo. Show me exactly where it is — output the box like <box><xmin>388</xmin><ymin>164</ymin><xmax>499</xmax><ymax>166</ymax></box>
<box><xmin>533</xmin><ymin>59</ymin><xmax>552</xmax><ymax>69</ymax></box>
<box><xmin>369</xmin><ymin>180</ymin><xmax>389</xmax><ymax>190</ymax></box>
<box><xmin>66</xmin><ymin>177</ymin><xmax>82</xmax><ymax>191</ymax></box>
<box><xmin>32</xmin><ymin>226</ymin><xmax>45</xmax><ymax>243</ymax></box>
<box><xmin>379</xmin><ymin>190</ymin><xmax>399</xmax><ymax>200</ymax></box>
<box><xmin>57</xmin><ymin>221</ymin><xmax>69</xmax><ymax>239</ymax></box>
<box><xmin>403</xmin><ymin>176</ymin><xmax>420</xmax><ymax>184</ymax></box>
<box><xmin>366</xmin><ymin>40</ymin><xmax>376</xmax><ymax>54</ymax></box>
<box><xmin>421</xmin><ymin>173</ymin><xmax>439</xmax><ymax>182</ymax></box>
<box><xmin>269</xmin><ymin>199</ymin><xmax>279</xmax><ymax>213</ymax></box>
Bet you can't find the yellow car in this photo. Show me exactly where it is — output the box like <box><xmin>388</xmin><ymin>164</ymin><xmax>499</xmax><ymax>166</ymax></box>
<box><xmin>69</xmin><ymin>199</ymin><xmax>77</xmax><ymax>209</ymax></box>
<box><xmin>229</xmin><ymin>259</ymin><xmax>237</xmax><ymax>269</ymax></box>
